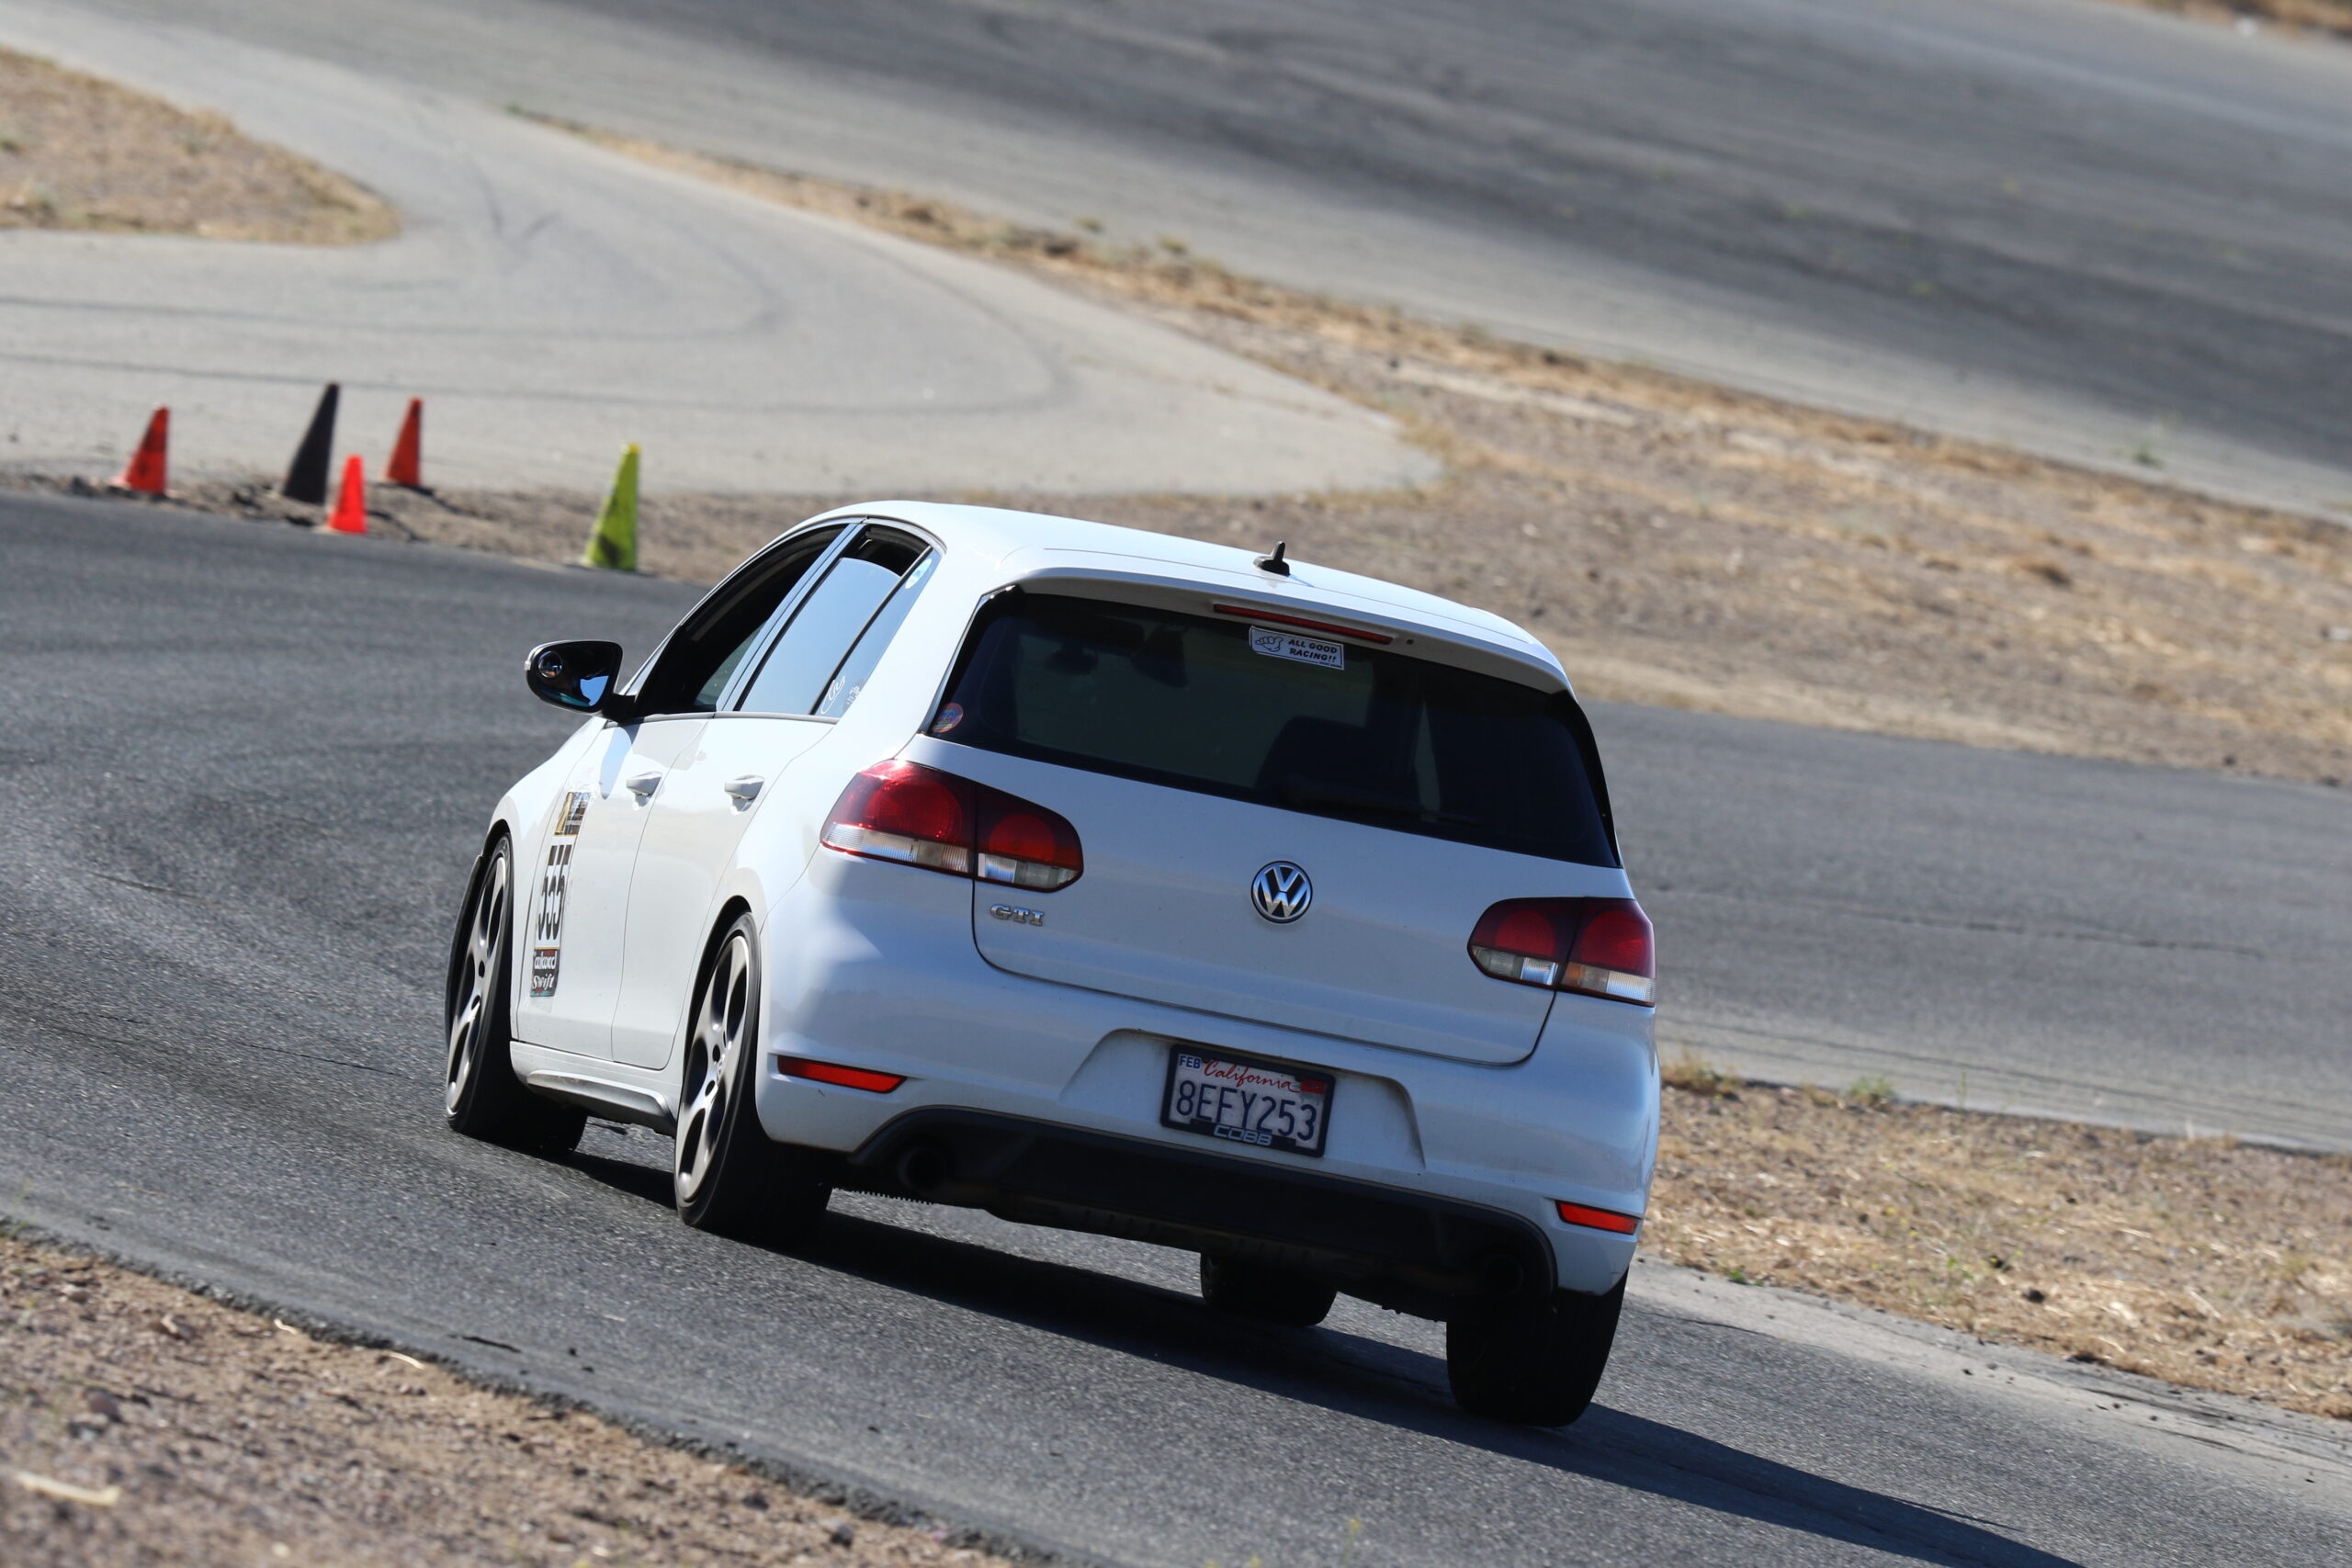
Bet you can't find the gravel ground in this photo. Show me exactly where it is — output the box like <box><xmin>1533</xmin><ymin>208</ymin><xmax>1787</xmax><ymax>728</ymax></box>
<box><xmin>0</xmin><ymin>44</ymin><xmax>392</xmax><ymax>242</ymax></box>
<box><xmin>0</xmin><ymin>1231</ymin><xmax>1015</xmax><ymax>1568</ymax></box>
<box><xmin>1650</xmin><ymin>1065</ymin><xmax>2352</xmax><ymax>1423</ymax></box>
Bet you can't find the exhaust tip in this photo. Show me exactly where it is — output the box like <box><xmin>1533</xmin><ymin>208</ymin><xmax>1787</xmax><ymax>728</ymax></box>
<box><xmin>896</xmin><ymin>1142</ymin><xmax>952</xmax><ymax>1196</ymax></box>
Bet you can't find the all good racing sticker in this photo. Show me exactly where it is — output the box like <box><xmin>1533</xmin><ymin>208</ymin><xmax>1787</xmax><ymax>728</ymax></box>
<box><xmin>1248</xmin><ymin>625</ymin><xmax>1345</xmax><ymax>670</ymax></box>
<box><xmin>530</xmin><ymin>790</ymin><xmax>590</xmax><ymax>998</ymax></box>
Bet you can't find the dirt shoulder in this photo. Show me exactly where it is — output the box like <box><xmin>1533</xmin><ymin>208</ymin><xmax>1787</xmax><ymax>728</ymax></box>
<box><xmin>0</xmin><ymin>46</ymin><xmax>393</xmax><ymax>243</ymax></box>
<box><xmin>0</xmin><ymin>1229</ymin><xmax>1014</xmax><ymax>1568</ymax></box>
<box><xmin>2109</xmin><ymin>0</ymin><xmax>2352</xmax><ymax>41</ymax></box>
<box><xmin>1651</xmin><ymin>1061</ymin><xmax>2352</xmax><ymax>1422</ymax></box>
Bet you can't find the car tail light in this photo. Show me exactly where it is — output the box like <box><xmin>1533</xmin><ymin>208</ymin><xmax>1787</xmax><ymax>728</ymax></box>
<box><xmin>775</xmin><ymin>1055</ymin><xmax>905</xmax><ymax>1093</ymax></box>
<box><xmin>820</xmin><ymin>760</ymin><xmax>973</xmax><ymax>874</ymax></box>
<box><xmin>821</xmin><ymin>760</ymin><xmax>1082</xmax><ymax>890</ymax></box>
<box><xmin>1468</xmin><ymin>897</ymin><xmax>1654</xmax><ymax>1005</ymax></box>
<box><xmin>1555</xmin><ymin>1200</ymin><xmax>1641</xmax><ymax>1235</ymax></box>
<box><xmin>977</xmin><ymin>794</ymin><xmax>1083</xmax><ymax>890</ymax></box>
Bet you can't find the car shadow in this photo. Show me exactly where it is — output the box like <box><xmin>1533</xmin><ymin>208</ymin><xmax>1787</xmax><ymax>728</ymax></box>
<box><xmin>544</xmin><ymin>1153</ymin><xmax>2088</xmax><ymax>1568</ymax></box>
<box><xmin>820</xmin><ymin>1215</ymin><xmax>2082</xmax><ymax>1565</ymax></box>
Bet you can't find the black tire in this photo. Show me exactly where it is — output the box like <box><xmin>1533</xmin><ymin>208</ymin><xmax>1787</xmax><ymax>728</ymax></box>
<box><xmin>673</xmin><ymin>914</ymin><xmax>830</xmax><ymax>1246</ymax></box>
<box><xmin>1446</xmin><ymin>1274</ymin><xmax>1626</xmax><ymax>1427</ymax></box>
<box><xmin>444</xmin><ymin>836</ymin><xmax>585</xmax><ymax>1153</ymax></box>
<box><xmin>1199</xmin><ymin>1254</ymin><xmax>1339</xmax><ymax>1327</ymax></box>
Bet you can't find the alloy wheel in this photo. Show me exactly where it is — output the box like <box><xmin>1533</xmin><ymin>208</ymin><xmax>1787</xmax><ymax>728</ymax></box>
<box><xmin>445</xmin><ymin>850</ymin><xmax>509</xmax><ymax>1115</ymax></box>
<box><xmin>676</xmin><ymin>932</ymin><xmax>752</xmax><ymax>1205</ymax></box>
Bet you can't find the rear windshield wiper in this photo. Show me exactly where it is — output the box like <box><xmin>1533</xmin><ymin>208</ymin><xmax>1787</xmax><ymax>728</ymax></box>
<box><xmin>1278</xmin><ymin>776</ymin><xmax>1480</xmax><ymax>829</ymax></box>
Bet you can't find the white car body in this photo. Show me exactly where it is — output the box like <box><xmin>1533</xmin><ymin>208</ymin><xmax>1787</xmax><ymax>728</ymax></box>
<box><xmin>485</xmin><ymin>502</ymin><xmax>1657</xmax><ymax>1311</ymax></box>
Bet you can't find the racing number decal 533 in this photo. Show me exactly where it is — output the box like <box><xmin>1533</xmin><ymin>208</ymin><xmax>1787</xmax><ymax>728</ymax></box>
<box><xmin>529</xmin><ymin>791</ymin><xmax>590</xmax><ymax>998</ymax></box>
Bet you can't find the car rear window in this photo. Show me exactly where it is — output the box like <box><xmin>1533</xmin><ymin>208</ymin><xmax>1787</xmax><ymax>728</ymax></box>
<box><xmin>928</xmin><ymin>592</ymin><xmax>1618</xmax><ymax>866</ymax></box>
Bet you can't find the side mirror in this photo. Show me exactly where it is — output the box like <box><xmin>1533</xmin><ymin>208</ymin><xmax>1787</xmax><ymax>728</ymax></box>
<box><xmin>525</xmin><ymin>640</ymin><xmax>633</xmax><ymax>719</ymax></box>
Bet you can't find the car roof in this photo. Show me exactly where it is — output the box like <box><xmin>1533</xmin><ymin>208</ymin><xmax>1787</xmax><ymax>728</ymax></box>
<box><xmin>811</xmin><ymin>500</ymin><xmax>1563</xmax><ymax>682</ymax></box>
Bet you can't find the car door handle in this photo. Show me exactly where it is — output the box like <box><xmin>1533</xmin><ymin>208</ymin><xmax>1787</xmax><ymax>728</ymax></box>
<box><xmin>624</xmin><ymin>770</ymin><xmax>662</xmax><ymax>799</ymax></box>
<box><xmin>721</xmin><ymin>775</ymin><xmax>764</xmax><ymax>807</ymax></box>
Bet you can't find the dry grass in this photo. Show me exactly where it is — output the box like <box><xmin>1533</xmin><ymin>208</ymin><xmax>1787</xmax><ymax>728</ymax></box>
<box><xmin>1648</xmin><ymin>1059</ymin><xmax>2352</xmax><ymax>1422</ymax></box>
<box><xmin>0</xmin><ymin>47</ymin><xmax>394</xmax><ymax>243</ymax></box>
<box><xmin>0</xmin><ymin>1231</ymin><xmax>1008</xmax><ymax>1567</ymax></box>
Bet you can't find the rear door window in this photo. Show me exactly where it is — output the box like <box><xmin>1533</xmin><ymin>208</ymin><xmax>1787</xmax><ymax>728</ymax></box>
<box><xmin>931</xmin><ymin>593</ymin><xmax>1617</xmax><ymax>865</ymax></box>
<box><xmin>735</xmin><ymin>528</ymin><xmax>931</xmax><ymax>716</ymax></box>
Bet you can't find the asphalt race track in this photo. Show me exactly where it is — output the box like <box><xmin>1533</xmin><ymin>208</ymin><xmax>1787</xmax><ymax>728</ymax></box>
<box><xmin>47</xmin><ymin>0</ymin><xmax>2352</xmax><ymax>514</ymax></box>
<box><xmin>4</xmin><ymin>493</ymin><xmax>2348</xmax><ymax>1566</ymax></box>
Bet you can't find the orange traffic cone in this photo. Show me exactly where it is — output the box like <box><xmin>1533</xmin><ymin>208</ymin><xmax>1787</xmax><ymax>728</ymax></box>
<box><xmin>113</xmin><ymin>407</ymin><xmax>170</xmax><ymax>495</ymax></box>
<box><xmin>326</xmin><ymin>455</ymin><xmax>368</xmax><ymax>534</ymax></box>
<box><xmin>385</xmin><ymin>397</ymin><xmax>423</xmax><ymax>488</ymax></box>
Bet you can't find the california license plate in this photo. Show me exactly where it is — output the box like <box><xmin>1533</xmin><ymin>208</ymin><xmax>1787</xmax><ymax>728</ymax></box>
<box><xmin>1161</xmin><ymin>1048</ymin><xmax>1333</xmax><ymax>1156</ymax></box>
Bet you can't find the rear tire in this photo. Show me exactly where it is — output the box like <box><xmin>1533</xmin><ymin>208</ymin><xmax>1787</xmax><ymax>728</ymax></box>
<box><xmin>1446</xmin><ymin>1274</ymin><xmax>1625</xmax><ymax>1427</ymax></box>
<box><xmin>443</xmin><ymin>836</ymin><xmax>585</xmax><ymax>1154</ymax></box>
<box><xmin>1199</xmin><ymin>1254</ymin><xmax>1338</xmax><ymax>1327</ymax></box>
<box><xmin>673</xmin><ymin>915</ymin><xmax>830</xmax><ymax>1247</ymax></box>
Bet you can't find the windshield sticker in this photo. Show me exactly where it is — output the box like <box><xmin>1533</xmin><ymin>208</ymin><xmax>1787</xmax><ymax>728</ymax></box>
<box><xmin>1249</xmin><ymin>626</ymin><xmax>1345</xmax><ymax>670</ymax></box>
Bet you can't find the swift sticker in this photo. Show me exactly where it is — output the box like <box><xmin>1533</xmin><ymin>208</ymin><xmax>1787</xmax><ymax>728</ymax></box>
<box><xmin>1248</xmin><ymin>626</ymin><xmax>1345</xmax><ymax>670</ymax></box>
<box><xmin>529</xmin><ymin>790</ymin><xmax>590</xmax><ymax>998</ymax></box>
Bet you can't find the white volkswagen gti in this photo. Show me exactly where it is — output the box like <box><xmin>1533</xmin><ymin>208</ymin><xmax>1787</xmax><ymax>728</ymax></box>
<box><xmin>444</xmin><ymin>502</ymin><xmax>1658</xmax><ymax>1426</ymax></box>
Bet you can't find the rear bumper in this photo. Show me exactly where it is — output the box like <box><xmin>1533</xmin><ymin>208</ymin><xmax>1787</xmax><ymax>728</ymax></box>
<box><xmin>843</xmin><ymin>1109</ymin><xmax>1555</xmax><ymax>1319</ymax></box>
<box><xmin>753</xmin><ymin>851</ymin><xmax>1656</xmax><ymax>1301</ymax></box>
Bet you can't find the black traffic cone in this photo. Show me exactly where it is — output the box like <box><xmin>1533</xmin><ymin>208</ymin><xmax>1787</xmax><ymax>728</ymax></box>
<box><xmin>281</xmin><ymin>382</ymin><xmax>341</xmax><ymax>504</ymax></box>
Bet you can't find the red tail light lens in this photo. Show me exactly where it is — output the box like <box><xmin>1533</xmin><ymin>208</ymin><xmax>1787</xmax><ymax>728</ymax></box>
<box><xmin>977</xmin><ymin>797</ymin><xmax>1083</xmax><ymax>890</ymax></box>
<box><xmin>1555</xmin><ymin>1200</ymin><xmax>1642</xmax><ymax>1235</ymax></box>
<box><xmin>822</xmin><ymin>761</ymin><xmax>1083</xmax><ymax>890</ymax></box>
<box><xmin>1469</xmin><ymin>897</ymin><xmax>1654</xmax><ymax>1006</ymax></box>
<box><xmin>775</xmin><ymin>1055</ymin><xmax>906</xmax><ymax>1094</ymax></box>
<box><xmin>820</xmin><ymin>760</ymin><xmax>973</xmax><ymax>874</ymax></box>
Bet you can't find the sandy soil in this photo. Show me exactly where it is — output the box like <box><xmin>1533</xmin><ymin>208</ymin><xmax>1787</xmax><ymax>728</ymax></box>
<box><xmin>1652</xmin><ymin>1062</ymin><xmax>2352</xmax><ymax>1422</ymax></box>
<box><xmin>0</xmin><ymin>1230</ymin><xmax>1013</xmax><ymax>1568</ymax></box>
<box><xmin>0</xmin><ymin>46</ymin><xmax>393</xmax><ymax>243</ymax></box>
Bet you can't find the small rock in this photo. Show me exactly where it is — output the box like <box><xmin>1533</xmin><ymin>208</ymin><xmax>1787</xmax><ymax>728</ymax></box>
<box><xmin>743</xmin><ymin>1491</ymin><xmax>769</xmax><ymax>1511</ymax></box>
<box><xmin>829</xmin><ymin>1521</ymin><xmax>856</xmax><ymax>1548</ymax></box>
<box><xmin>86</xmin><ymin>1390</ymin><xmax>123</xmax><ymax>1422</ymax></box>
<box><xmin>2023</xmin><ymin>1288</ymin><xmax>2048</xmax><ymax>1304</ymax></box>
<box><xmin>2324</xmin><ymin>626</ymin><xmax>2351</xmax><ymax>643</ymax></box>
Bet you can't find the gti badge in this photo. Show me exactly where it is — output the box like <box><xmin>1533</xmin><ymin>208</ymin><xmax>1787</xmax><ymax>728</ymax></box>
<box><xmin>1250</xmin><ymin>861</ymin><xmax>1313</xmax><ymax>923</ymax></box>
<box><xmin>989</xmin><ymin>904</ymin><xmax>1044</xmax><ymax>927</ymax></box>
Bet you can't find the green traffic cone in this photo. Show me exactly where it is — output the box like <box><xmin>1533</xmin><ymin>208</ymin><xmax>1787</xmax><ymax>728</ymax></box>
<box><xmin>582</xmin><ymin>444</ymin><xmax>640</xmax><ymax>570</ymax></box>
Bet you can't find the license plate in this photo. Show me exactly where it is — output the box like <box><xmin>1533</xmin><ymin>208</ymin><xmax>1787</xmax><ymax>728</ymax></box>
<box><xmin>1161</xmin><ymin>1048</ymin><xmax>1333</xmax><ymax>1156</ymax></box>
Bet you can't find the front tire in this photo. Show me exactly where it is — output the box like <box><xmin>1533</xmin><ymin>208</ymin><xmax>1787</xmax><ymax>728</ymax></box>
<box><xmin>1446</xmin><ymin>1275</ymin><xmax>1625</xmax><ymax>1427</ymax></box>
<box><xmin>673</xmin><ymin>915</ymin><xmax>830</xmax><ymax>1246</ymax></box>
<box><xmin>1199</xmin><ymin>1255</ymin><xmax>1338</xmax><ymax>1327</ymax></box>
<box><xmin>444</xmin><ymin>836</ymin><xmax>584</xmax><ymax>1153</ymax></box>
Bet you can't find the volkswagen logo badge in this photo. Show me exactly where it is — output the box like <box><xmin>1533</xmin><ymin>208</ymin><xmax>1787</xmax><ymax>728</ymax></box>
<box><xmin>1250</xmin><ymin>861</ymin><xmax>1313</xmax><ymax>923</ymax></box>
